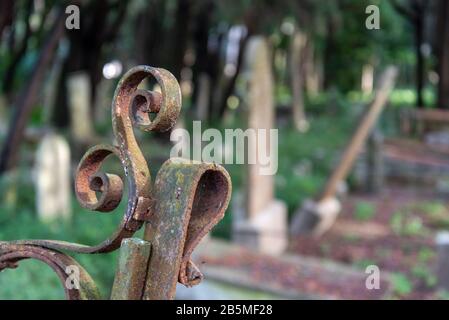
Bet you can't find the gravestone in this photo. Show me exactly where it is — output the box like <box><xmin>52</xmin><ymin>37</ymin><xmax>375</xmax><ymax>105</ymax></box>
<box><xmin>354</xmin><ymin>130</ymin><xmax>384</xmax><ymax>193</ymax></box>
<box><xmin>291</xmin><ymin>66</ymin><xmax>398</xmax><ymax>236</ymax></box>
<box><xmin>67</xmin><ymin>72</ymin><xmax>95</xmax><ymax>146</ymax></box>
<box><xmin>361</xmin><ymin>64</ymin><xmax>374</xmax><ymax>94</ymax></box>
<box><xmin>232</xmin><ymin>36</ymin><xmax>288</xmax><ymax>255</ymax></box>
<box><xmin>289</xmin><ymin>30</ymin><xmax>309</xmax><ymax>132</ymax></box>
<box><xmin>35</xmin><ymin>133</ymin><xmax>71</xmax><ymax>221</ymax></box>
<box><xmin>436</xmin><ymin>231</ymin><xmax>449</xmax><ymax>291</ymax></box>
<box><xmin>365</xmin><ymin>130</ymin><xmax>384</xmax><ymax>193</ymax></box>
<box><xmin>303</xmin><ymin>41</ymin><xmax>321</xmax><ymax>96</ymax></box>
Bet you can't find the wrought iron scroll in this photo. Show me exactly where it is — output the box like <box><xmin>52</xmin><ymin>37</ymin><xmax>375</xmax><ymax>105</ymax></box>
<box><xmin>0</xmin><ymin>66</ymin><xmax>232</xmax><ymax>300</ymax></box>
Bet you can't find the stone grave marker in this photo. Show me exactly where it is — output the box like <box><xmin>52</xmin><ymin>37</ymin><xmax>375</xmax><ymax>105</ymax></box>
<box><xmin>436</xmin><ymin>231</ymin><xmax>449</xmax><ymax>291</ymax></box>
<box><xmin>232</xmin><ymin>36</ymin><xmax>288</xmax><ymax>255</ymax></box>
<box><xmin>289</xmin><ymin>30</ymin><xmax>309</xmax><ymax>132</ymax></box>
<box><xmin>35</xmin><ymin>133</ymin><xmax>71</xmax><ymax>221</ymax></box>
<box><xmin>67</xmin><ymin>72</ymin><xmax>95</xmax><ymax>146</ymax></box>
<box><xmin>365</xmin><ymin>129</ymin><xmax>384</xmax><ymax>193</ymax></box>
<box><xmin>290</xmin><ymin>66</ymin><xmax>398</xmax><ymax>236</ymax></box>
<box><xmin>354</xmin><ymin>129</ymin><xmax>385</xmax><ymax>193</ymax></box>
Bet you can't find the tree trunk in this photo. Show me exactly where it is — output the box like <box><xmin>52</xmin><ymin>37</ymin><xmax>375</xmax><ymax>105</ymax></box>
<box><xmin>171</xmin><ymin>0</ymin><xmax>192</xmax><ymax>80</ymax></box>
<box><xmin>414</xmin><ymin>12</ymin><xmax>424</xmax><ymax>108</ymax></box>
<box><xmin>0</xmin><ymin>0</ymin><xmax>14</xmax><ymax>37</ymax></box>
<box><xmin>2</xmin><ymin>1</ymin><xmax>33</xmax><ymax>96</ymax></box>
<box><xmin>0</xmin><ymin>11</ymin><xmax>65</xmax><ymax>174</ymax></box>
<box><xmin>215</xmin><ymin>36</ymin><xmax>247</xmax><ymax>119</ymax></box>
<box><xmin>323</xmin><ymin>18</ymin><xmax>337</xmax><ymax>90</ymax></box>
<box><xmin>437</xmin><ymin>0</ymin><xmax>449</xmax><ymax>109</ymax></box>
<box><xmin>191</xmin><ymin>0</ymin><xmax>214</xmax><ymax>116</ymax></box>
<box><xmin>52</xmin><ymin>0</ymin><xmax>129</xmax><ymax>128</ymax></box>
<box><xmin>135</xmin><ymin>0</ymin><xmax>167</xmax><ymax>66</ymax></box>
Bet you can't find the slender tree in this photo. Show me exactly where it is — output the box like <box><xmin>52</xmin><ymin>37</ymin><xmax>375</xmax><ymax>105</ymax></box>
<box><xmin>0</xmin><ymin>9</ymin><xmax>65</xmax><ymax>174</ymax></box>
<box><xmin>392</xmin><ymin>0</ymin><xmax>429</xmax><ymax>108</ymax></box>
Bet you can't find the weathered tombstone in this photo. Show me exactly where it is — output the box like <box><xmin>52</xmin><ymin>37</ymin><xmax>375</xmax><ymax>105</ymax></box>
<box><xmin>304</xmin><ymin>41</ymin><xmax>322</xmax><ymax>96</ymax></box>
<box><xmin>232</xmin><ymin>36</ymin><xmax>288</xmax><ymax>255</ymax></box>
<box><xmin>436</xmin><ymin>231</ymin><xmax>449</xmax><ymax>291</ymax></box>
<box><xmin>290</xmin><ymin>66</ymin><xmax>398</xmax><ymax>236</ymax></box>
<box><xmin>67</xmin><ymin>72</ymin><xmax>96</xmax><ymax>146</ymax></box>
<box><xmin>35</xmin><ymin>133</ymin><xmax>71</xmax><ymax>221</ymax></box>
<box><xmin>365</xmin><ymin>129</ymin><xmax>384</xmax><ymax>193</ymax></box>
<box><xmin>289</xmin><ymin>30</ymin><xmax>309</xmax><ymax>132</ymax></box>
<box><xmin>361</xmin><ymin>64</ymin><xmax>374</xmax><ymax>94</ymax></box>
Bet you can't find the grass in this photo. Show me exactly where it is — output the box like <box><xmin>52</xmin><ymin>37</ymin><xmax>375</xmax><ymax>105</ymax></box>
<box><xmin>0</xmin><ymin>195</ymin><xmax>126</xmax><ymax>299</ymax></box>
<box><xmin>354</xmin><ymin>201</ymin><xmax>376</xmax><ymax>221</ymax></box>
<box><xmin>390</xmin><ymin>272</ymin><xmax>413</xmax><ymax>297</ymax></box>
<box><xmin>390</xmin><ymin>211</ymin><xmax>428</xmax><ymax>237</ymax></box>
<box><xmin>388</xmin><ymin>200</ymin><xmax>449</xmax><ymax>237</ymax></box>
<box><xmin>411</xmin><ymin>265</ymin><xmax>437</xmax><ymax>288</ymax></box>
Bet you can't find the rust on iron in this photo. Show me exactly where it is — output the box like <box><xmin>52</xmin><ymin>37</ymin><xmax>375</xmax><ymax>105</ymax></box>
<box><xmin>130</xmin><ymin>89</ymin><xmax>163</xmax><ymax>128</ymax></box>
<box><xmin>0</xmin><ymin>242</ymin><xmax>100</xmax><ymax>300</ymax></box>
<box><xmin>111</xmin><ymin>238</ymin><xmax>151</xmax><ymax>300</ymax></box>
<box><xmin>143</xmin><ymin>159</ymin><xmax>232</xmax><ymax>300</ymax></box>
<box><xmin>0</xmin><ymin>65</ymin><xmax>232</xmax><ymax>300</ymax></box>
<box><xmin>71</xmin><ymin>66</ymin><xmax>183</xmax><ymax>253</ymax></box>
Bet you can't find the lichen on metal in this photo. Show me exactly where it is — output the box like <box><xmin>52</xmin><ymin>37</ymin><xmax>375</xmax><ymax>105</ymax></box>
<box><xmin>0</xmin><ymin>65</ymin><xmax>232</xmax><ymax>300</ymax></box>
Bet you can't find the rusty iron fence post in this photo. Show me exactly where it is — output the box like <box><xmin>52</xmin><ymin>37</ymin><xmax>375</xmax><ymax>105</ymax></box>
<box><xmin>111</xmin><ymin>238</ymin><xmax>152</xmax><ymax>300</ymax></box>
<box><xmin>0</xmin><ymin>65</ymin><xmax>232</xmax><ymax>300</ymax></box>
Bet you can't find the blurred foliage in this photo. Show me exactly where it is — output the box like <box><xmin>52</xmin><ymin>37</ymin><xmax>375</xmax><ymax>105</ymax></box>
<box><xmin>0</xmin><ymin>193</ymin><xmax>129</xmax><ymax>299</ymax></box>
<box><xmin>354</xmin><ymin>201</ymin><xmax>376</xmax><ymax>221</ymax></box>
<box><xmin>390</xmin><ymin>211</ymin><xmax>428</xmax><ymax>237</ymax></box>
<box><xmin>390</xmin><ymin>272</ymin><xmax>413</xmax><ymax>296</ymax></box>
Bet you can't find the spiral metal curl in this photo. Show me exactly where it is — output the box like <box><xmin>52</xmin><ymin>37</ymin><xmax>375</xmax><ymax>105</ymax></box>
<box><xmin>0</xmin><ymin>66</ymin><xmax>181</xmax><ymax>298</ymax></box>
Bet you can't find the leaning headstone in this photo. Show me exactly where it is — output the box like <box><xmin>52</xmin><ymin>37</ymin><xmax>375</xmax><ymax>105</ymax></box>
<box><xmin>232</xmin><ymin>36</ymin><xmax>288</xmax><ymax>255</ymax></box>
<box><xmin>67</xmin><ymin>72</ymin><xmax>95</xmax><ymax>146</ymax></box>
<box><xmin>35</xmin><ymin>133</ymin><xmax>71</xmax><ymax>221</ymax></box>
<box><xmin>291</xmin><ymin>66</ymin><xmax>398</xmax><ymax>237</ymax></box>
<box><xmin>436</xmin><ymin>231</ymin><xmax>449</xmax><ymax>291</ymax></box>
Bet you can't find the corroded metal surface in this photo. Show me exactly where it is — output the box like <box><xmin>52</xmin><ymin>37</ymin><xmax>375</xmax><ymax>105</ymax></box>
<box><xmin>111</xmin><ymin>238</ymin><xmax>151</xmax><ymax>300</ymax></box>
<box><xmin>143</xmin><ymin>158</ymin><xmax>232</xmax><ymax>300</ymax></box>
<box><xmin>0</xmin><ymin>65</ymin><xmax>232</xmax><ymax>300</ymax></box>
<box><xmin>0</xmin><ymin>243</ymin><xmax>100</xmax><ymax>300</ymax></box>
